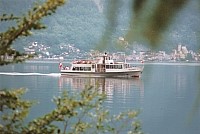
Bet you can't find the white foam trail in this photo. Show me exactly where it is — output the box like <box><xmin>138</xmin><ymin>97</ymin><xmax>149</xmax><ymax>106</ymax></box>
<box><xmin>46</xmin><ymin>73</ymin><xmax>61</xmax><ymax>77</ymax></box>
<box><xmin>0</xmin><ymin>72</ymin><xmax>61</xmax><ymax>77</ymax></box>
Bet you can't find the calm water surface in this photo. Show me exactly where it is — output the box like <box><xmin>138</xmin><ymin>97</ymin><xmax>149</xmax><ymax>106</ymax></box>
<box><xmin>0</xmin><ymin>62</ymin><xmax>200</xmax><ymax>134</ymax></box>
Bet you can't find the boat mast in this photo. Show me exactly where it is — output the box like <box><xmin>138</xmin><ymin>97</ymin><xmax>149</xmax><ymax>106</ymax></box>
<box><xmin>103</xmin><ymin>52</ymin><xmax>107</xmax><ymax>72</ymax></box>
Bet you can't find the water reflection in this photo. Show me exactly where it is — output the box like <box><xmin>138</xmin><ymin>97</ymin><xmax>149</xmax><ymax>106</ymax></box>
<box><xmin>58</xmin><ymin>76</ymin><xmax>144</xmax><ymax>104</ymax></box>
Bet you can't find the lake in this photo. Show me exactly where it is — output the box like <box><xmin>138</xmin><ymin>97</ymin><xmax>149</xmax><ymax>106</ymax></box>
<box><xmin>0</xmin><ymin>61</ymin><xmax>200</xmax><ymax>134</ymax></box>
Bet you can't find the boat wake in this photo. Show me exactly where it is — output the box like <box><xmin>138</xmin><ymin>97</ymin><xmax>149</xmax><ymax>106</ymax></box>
<box><xmin>0</xmin><ymin>72</ymin><xmax>61</xmax><ymax>77</ymax></box>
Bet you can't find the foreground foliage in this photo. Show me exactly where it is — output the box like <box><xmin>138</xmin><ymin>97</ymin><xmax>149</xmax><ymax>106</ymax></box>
<box><xmin>0</xmin><ymin>87</ymin><xmax>142</xmax><ymax>134</ymax></box>
<box><xmin>0</xmin><ymin>1</ymin><xmax>143</xmax><ymax>133</ymax></box>
<box><xmin>0</xmin><ymin>0</ymin><xmax>65</xmax><ymax>66</ymax></box>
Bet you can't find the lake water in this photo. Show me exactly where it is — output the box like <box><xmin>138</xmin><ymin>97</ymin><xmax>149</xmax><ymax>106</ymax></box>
<box><xmin>0</xmin><ymin>61</ymin><xmax>200</xmax><ymax>134</ymax></box>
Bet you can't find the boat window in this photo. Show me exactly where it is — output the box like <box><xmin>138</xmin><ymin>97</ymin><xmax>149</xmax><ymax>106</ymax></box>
<box><xmin>106</xmin><ymin>65</ymin><xmax>109</xmax><ymax>69</ymax></box>
<box><xmin>125</xmin><ymin>64</ymin><xmax>130</xmax><ymax>68</ymax></box>
<box><xmin>105</xmin><ymin>65</ymin><xmax>123</xmax><ymax>69</ymax></box>
<box><xmin>74</xmin><ymin>67</ymin><xmax>79</xmax><ymax>71</ymax></box>
<box><xmin>117</xmin><ymin>65</ymin><xmax>122</xmax><ymax>69</ymax></box>
<box><xmin>84</xmin><ymin>67</ymin><xmax>91</xmax><ymax>71</ymax></box>
<box><xmin>73</xmin><ymin>67</ymin><xmax>92</xmax><ymax>71</ymax></box>
<box><xmin>110</xmin><ymin>65</ymin><xmax>114</xmax><ymax>69</ymax></box>
<box><xmin>92</xmin><ymin>65</ymin><xmax>95</xmax><ymax>68</ymax></box>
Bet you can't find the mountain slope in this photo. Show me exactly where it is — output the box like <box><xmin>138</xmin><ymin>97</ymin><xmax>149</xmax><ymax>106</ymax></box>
<box><xmin>0</xmin><ymin>0</ymin><xmax>200</xmax><ymax>54</ymax></box>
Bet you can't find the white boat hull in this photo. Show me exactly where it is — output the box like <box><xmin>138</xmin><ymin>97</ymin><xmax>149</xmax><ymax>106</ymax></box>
<box><xmin>60</xmin><ymin>70</ymin><xmax>142</xmax><ymax>78</ymax></box>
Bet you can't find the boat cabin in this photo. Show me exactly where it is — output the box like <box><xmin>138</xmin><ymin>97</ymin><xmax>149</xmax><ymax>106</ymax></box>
<box><xmin>67</xmin><ymin>54</ymin><xmax>132</xmax><ymax>73</ymax></box>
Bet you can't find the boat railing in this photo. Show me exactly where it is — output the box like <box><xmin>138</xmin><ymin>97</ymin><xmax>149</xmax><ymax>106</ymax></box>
<box><xmin>73</xmin><ymin>60</ymin><xmax>94</xmax><ymax>64</ymax></box>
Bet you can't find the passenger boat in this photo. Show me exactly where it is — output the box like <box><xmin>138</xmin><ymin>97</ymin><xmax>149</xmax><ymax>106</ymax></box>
<box><xmin>59</xmin><ymin>53</ymin><xmax>144</xmax><ymax>77</ymax></box>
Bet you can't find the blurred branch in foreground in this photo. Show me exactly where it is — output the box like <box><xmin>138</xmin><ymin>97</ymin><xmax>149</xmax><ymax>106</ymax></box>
<box><xmin>0</xmin><ymin>87</ymin><xmax>142</xmax><ymax>134</ymax></box>
<box><xmin>0</xmin><ymin>0</ymin><xmax>65</xmax><ymax>66</ymax></box>
<box><xmin>99</xmin><ymin>0</ymin><xmax>190</xmax><ymax>49</ymax></box>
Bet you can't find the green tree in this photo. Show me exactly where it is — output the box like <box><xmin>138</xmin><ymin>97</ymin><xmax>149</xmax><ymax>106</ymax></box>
<box><xmin>0</xmin><ymin>0</ymin><xmax>142</xmax><ymax>133</ymax></box>
<box><xmin>1</xmin><ymin>0</ymin><xmax>198</xmax><ymax>133</ymax></box>
<box><xmin>0</xmin><ymin>87</ymin><xmax>142</xmax><ymax>134</ymax></box>
<box><xmin>0</xmin><ymin>0</ymin><xmax>65</xmax><ymax>65</ymax></box>
<box><xmin>98</xmin><ymin>0</ymin><xmax>190</xmax><ymax>49</ymax></box>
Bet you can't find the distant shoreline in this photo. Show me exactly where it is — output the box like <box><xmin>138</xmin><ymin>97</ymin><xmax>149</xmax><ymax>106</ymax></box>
<box><xmin>25</xmin><ymin>59</ymin><xmax>72</xmax><ymax>64</ymax></box>
<box><xmin>25</xmin><ymin>59</ymin><xmax>200</xmax><ymax>66</ymax></box>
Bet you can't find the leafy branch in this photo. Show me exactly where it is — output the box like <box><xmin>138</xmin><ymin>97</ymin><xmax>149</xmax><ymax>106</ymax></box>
<box><xmin>0</xmin><ymin>0</ymin><xmax>66</xmax><ymax>66</ymax></box>
<box><xmin>0</xmin><ymin>87</ymin><xmax>143</xmax><ymax>134</ymax></box>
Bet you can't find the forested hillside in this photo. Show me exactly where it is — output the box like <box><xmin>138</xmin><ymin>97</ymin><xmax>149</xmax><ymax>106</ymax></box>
<box><xmin>0</xmin><ymin>0</ymin><xmax>200</xmax><ymax>54</ymax></box>
<box><xmin>0</xmin><ymin>0</ymin><xmax>105</xmax><ymax>54</ymax></box>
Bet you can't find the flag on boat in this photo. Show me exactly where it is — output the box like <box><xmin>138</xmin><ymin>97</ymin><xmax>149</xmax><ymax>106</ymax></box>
<box><xmin>59</xmin><ymin>62</ymin><xmax>63</xmax><ymax>70</ymax></box>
